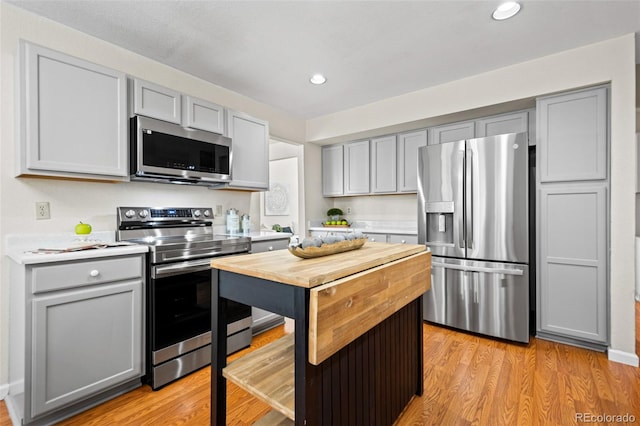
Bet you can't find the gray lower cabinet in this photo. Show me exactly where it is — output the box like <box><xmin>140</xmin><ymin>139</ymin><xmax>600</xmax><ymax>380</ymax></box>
<box><xmin>538</xmin><ymin>184</ymin><xmax>608</xmax><ymax>344</ymax></box>
<box><xmin>10</xmin><ymin>253</ymin><xmax>145</xmax><ymax>425</ymax></box>
<box><xmin>536</xmin><ymin>86</ymin><xmax>609</xmax><ymax>349</ymax></box>
<box><xmin>250</xmin><ymin>238</ymin><xmax>288</xmax><ymax>334</ymax></box>
<box><xmin>18</xmin><ymin>41</ymin><xmax>128</xmax><ymax>180</ymax></box>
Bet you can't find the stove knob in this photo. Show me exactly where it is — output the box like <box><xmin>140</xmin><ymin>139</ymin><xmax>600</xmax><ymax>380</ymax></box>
<box><xmin>124</xmin><ymin>209</ymin><xmax>136</xmax><ymax>219</ymax></box>
<box><xmin>203</xmin><ymin>210</ymin><xmax>211</xmax><ymax>217</ymax></box>
<box><xmin>193</xmin><ymin>209</ymin><xmax>201</xmax><ymax>217</ymax></box>
<box><xmin>139</xmin><ymin>210</ymin><xmax>148</xmax><ymax>218</ymax></box>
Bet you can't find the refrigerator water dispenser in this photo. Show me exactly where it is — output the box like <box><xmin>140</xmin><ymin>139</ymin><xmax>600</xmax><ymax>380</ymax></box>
<box><xmin>425</xmin><ymin>201</ymin><xmax>454</xmax><ymax>245</ymax></box>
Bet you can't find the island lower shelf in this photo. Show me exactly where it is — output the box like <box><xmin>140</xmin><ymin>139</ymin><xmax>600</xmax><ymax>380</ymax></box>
<box><xmin>223</xmin><ymin>333</ymin><xmax>295</xmax><ymax>421</ymax></box>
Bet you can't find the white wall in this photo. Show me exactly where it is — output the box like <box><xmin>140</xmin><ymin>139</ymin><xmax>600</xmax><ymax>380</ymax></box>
<box><xmin>0</xmin><ymin>3</ymin><xmax>306</xmax><ymax>394</ymax></box>
<box><xmin>307</xmin><ymin>34</ymin><xmax>638</xmax><ymax>363</ymax></box>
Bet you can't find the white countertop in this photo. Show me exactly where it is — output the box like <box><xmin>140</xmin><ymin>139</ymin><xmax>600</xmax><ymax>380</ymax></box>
<box><xmin>247</xmin><ymin>231</ymin><xmax>293</xmax><ymax>242</ymax></box>
<box><xmin>6</xmin><ymin>231</ymin><xmax>148</xmax><ymax>265</ymax></box>
<box><xmin>308</xmin><ymin>220</ymin><xmax>417</xmax><ymax>236</ymax></box>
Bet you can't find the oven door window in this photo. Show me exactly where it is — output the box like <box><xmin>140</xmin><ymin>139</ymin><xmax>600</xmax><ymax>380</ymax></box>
<box><xmin>151</xmin><ymin>269</ymin><xmax>212</xmax><ymax>350</ymax></box>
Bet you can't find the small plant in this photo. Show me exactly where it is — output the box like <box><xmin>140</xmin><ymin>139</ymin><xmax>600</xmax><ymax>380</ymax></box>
<box><xmin>327</xmin><ymin>208</ymin><xmax>344</xmax><ymax>217</ymax></box>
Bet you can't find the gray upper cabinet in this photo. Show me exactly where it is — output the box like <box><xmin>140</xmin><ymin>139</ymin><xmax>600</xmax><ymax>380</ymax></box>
<box><xmin>322</xmin><ymin>145</ymin><xmax>344</xmax><ymax>196</ymax></box>
<box><xmin>344</xmin><ymin>140</ymin><xmax>370</xmax><ymax>195</ymax></box>
<box><xmin>370</xmin><ymin>135</ymin><xmax>397</xmax><ymax>193</ymax></box>
<box><xmin>18</xmin><ymin>41</ymin><xmax>128</xmax><ymax>180</ymax></box>
<box><xmin>132</xmin><ymin>78</ymin><xmax>182</xmax><ymax>124</ymax></box>
<box><xmin>132</xmin><ymin>79</ymin><xmax>225</xmax><ymax>134</ymax></box>
<box><xmin>225</xmin><ymin>110</ymin><xmax>269</xmax><ymax>190</ymax></box>
<box><xmin>397</xmin><ymin>129</ymin><xmax>427</xmax><ymax>192</ymax></box>
<box><xmin>428</xmin><ymin>120</ymin><xmax>475</xmax><ymax>145</ymax></box>
<box><xmin>536</xmin><ymin>85</ymin><xmax>609</xmax><ymax>348</ymax></box>
<box><xmin>320</xmin><ymin>109</ymin><xmax>530</xmax><ymax>197</ymax></box>
<box><xmin>475</xmin><ymin>111</ymin><xmax>529</xmax><ymax>139</ymax></box>
<box><xmin>538</xmin><ymin>87</ymin><xmax>608</xmax><ymax>182</ymax></box>
<box><xmin>182</xmin><ymin>95</ymin><xmax>225</xmax><ymax>134</ymax></box>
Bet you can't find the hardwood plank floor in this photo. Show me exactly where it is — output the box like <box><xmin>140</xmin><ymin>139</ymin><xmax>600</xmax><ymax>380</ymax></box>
<box><xmin>2</xmin><ymin>303</ymin><xmax>639</xmax><ymax>425</ymax></box>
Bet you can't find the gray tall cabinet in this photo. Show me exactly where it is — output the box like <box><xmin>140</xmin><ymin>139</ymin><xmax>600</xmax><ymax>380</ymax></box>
<box><xmin>536</xmin><ymin>86</ymin><xmax>609</xmax><ymax>349</ymax></box>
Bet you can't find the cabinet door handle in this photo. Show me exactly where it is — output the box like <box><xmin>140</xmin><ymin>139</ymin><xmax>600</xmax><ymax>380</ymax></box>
<box><xmin>89</xmin><ymin>269</ymin><xmax>100</xmax><ymax>277</ymax></box>
<box><xmin>268</xmin><ymin>246</ymin><xmax>273</xmax><ymax>251</ymax></box>
<box><xmin>401</xmin><ymin>239</ymin><xmax>406</xmax><ymax>244</ymax></box>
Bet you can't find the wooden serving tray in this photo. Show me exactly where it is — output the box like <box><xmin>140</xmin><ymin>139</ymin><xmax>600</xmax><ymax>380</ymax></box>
<box><xmin>321</xmin><ymin>224</ymin><xmax>350</xmax><ymax>228</ymax></box>
<box><xmin>288</xmin><ymin>238</ymin><xmax>366</xmax><ymax>259</ymax></box>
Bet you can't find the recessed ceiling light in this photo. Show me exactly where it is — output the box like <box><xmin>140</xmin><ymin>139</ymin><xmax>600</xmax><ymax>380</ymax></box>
<box><xmin>309</xmin><ymin>73</ymin><xmax>327</xmax><ymax>85</ymax></box>
<box><xmin>492</xmin><ymin>1</ymin><xmax>521</xmax><ymax>20</ymax></box>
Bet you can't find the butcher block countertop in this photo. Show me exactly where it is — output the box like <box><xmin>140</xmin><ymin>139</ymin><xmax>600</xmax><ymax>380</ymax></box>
<box><xmin>210</xmin><ymin>241</ymin><xmax>428</xmax><ymax>288</ymax></box>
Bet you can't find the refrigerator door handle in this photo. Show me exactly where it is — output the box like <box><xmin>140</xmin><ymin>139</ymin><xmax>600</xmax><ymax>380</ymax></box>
<box><xmin>432</xmin><ymin>259</ymin><xmax>524</xmax><ymax>276</ymax></box>
<box><xmin>458</xmin><ymin>149</ymin><xmax>466</xmax><ymax>249</ymax></box>
<box><xmin>465</xmin><ymin>148</ymin><xmax>474</xmax><ymax>250</ymax></box>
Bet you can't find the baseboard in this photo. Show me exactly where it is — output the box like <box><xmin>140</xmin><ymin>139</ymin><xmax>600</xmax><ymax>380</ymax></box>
<box><xmin>0</xmin><ymin>382</ymin><xmax>8</xmax><ymax>399</ymax></box>
<box><xmin>608</xmin><ymin>348</ymin><xmax>640</xmax><ymax>367</ymax></box>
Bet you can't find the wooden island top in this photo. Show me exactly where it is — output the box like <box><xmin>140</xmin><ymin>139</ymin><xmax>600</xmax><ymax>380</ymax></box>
<box><xmin>210</xmin><ymin>241</ymin><xmax>427</xmax><ymax>288</ymax></box>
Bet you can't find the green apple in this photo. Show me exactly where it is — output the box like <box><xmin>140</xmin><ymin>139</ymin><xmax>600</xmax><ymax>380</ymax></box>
<box><xmin>341</xmin><ymin>220</ymin><xmax>348</xmax><ymax>225</ymax></box>
<box><xmin>75</xmin><ymin>222</ymin><xmax>92</xmax><ymax>235</ymax></box>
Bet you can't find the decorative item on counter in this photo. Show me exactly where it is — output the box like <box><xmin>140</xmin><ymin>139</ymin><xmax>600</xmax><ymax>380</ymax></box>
<box><xmin>241</xmin><ymin>214</ymin><xmax>251</xmax><ymax>235</ymax></box>
<box><xmin>288</xmin><ymin>231</ymin><xmax>366</xmax><ymax>259</ymax></box>
<box><xmin>327</xmin><ymin>208</ymin><xmax>343</xmax><ymax>222</ymax></box>
<box><xmin>226</xmin><ymin>208</ymin><xmax>239</xmax><ymax>234</ymax></box>
<box><xmin>324</xmin><ymin>208</ymin><xmax>350</xmax><ymax>227</ymax></box>
<box><xmin>272</xmin><ymin>224</ymin><xmax>283</xmax><ymax>232</ymax></box>
<box><xmin>74</xmin><ymin>221</ymin><xmax>92</xmax><ymax>240</ymax></box>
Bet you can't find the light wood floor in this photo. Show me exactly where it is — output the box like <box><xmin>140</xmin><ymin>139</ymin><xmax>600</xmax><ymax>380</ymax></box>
<box><xmin>2</xmin><ymin>303</ymin><xmax>639</xmax><ymax>425</ymax></box>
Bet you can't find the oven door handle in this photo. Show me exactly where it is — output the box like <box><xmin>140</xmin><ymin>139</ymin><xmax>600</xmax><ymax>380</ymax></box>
<box><xmin>152</xmin><ymin>258</ymin><xmax>214</xmax><ymax>279</ymax></box>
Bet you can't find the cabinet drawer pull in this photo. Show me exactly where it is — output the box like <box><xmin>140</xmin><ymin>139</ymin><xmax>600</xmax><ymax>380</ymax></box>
<box><xmin>89</xmin><ymin>270</ymin><xmax>100</xmax><ymax>277</ymax></box>
<box><xmin>268</xmin><ymin>246</ymin><xmax>273</xmax><ymax>251</ymax></box>
<box><xmin>401</xmin><ymin>240</ymin><xmax>406</xmax><ymax>244</ymax></box>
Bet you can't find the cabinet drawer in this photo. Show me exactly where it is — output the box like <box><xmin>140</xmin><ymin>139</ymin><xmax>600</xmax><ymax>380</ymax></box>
<box><xmin>31</xmin><ymin>255</ymin><xmax>144</xmax><ymax>294</ymax></box>
<box><xmin>388</xmin><ymin>234</ymin><xmax>418</xmax><ymax>244</ymax></box>
<box><xmin>251</xmin><ymin>239</ymin><xmax>289</xmax><ymax>253</ymax></box>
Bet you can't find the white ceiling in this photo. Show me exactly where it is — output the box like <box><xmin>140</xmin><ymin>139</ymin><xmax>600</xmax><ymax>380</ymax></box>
<box><xmin>6</xmin><ymin>0</ymin><xmax>640</xmax><ymax>119</ymax></box>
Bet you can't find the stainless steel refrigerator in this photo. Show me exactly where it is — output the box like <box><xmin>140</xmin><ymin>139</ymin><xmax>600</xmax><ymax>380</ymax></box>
<box><xmin>418</xmin><ymin>133</ymin><xmax>530</xmax><ymax>343</ymax></box>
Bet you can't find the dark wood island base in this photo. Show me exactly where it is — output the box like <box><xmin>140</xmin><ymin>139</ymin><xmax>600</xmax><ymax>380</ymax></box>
<box><xmin>211</xmin><ymin>242</ymin><xmax>431</xmax><ymax>425</ymax></box>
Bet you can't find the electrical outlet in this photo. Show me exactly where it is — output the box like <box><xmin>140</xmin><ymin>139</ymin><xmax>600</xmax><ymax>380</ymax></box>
<box><xmin>346</xmin><ymin>207</ymin><xmax>352</xmax><ymax>215</ymax></box>
<box><xmin>36</xmin><ymin>202</ymin><xmax>50</xmax><ymax>220</ymax></box>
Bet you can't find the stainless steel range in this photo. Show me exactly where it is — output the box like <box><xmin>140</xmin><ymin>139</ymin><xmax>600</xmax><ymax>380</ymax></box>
<box><xmin>116</xmin><ymin>207</ymin><xmax>252</xmax><ymax>389</ymax></box>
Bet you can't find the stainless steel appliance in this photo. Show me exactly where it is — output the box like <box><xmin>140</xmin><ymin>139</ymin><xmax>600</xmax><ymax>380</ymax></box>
<box><xmin>130</xmin><ymin>115</ymin><xmax>232</xmax><ymax>185</ymax></box>
<box><xmin>116</xmin><ymin>207</ymin><xmax>251</xmax><ymax>389</ymax></box>
<box><xmin>418</xmin><ymin>133</ymin><xmax>530</xmax><ymax>343</ymax></box>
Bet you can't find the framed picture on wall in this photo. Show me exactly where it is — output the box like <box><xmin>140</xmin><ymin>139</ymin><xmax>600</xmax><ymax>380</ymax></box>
<box><xmin>265</xmin><ymin>181</ymin><xmax>290</xmax><ymax>216</ymax></box>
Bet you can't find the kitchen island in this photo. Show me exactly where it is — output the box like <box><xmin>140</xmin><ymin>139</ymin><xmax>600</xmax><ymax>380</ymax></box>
<box><xmin>210</xmin><ymin>242</ymin><xmax>431</xmax><ymax>425</ymax></box>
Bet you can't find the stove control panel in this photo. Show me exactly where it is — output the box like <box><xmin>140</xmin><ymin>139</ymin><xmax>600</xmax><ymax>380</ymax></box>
<box><xmin>117</xmin><ymin>207</ymin><xmax>214</xmax><ymax>224</ymax></box>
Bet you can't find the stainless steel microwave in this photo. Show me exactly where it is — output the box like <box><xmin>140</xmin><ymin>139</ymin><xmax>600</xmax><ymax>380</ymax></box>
<box><xmin>130</xmin><ymin>115</ymin><xmax>232</xmax><ymax>185</ymax></box>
